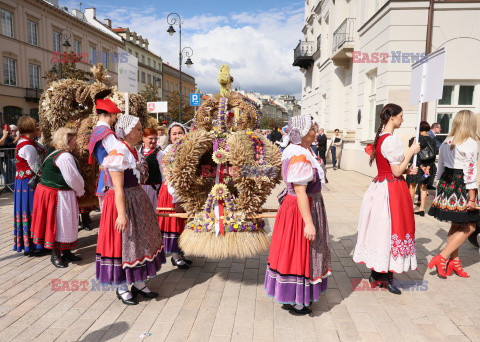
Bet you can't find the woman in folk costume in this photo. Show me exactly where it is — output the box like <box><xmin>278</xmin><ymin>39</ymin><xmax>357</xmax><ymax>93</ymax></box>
<box><xmin>265</xmin><ymin>115</ymin><xmax>332</xmax><ymax>316</ymax></box>
<box><xmin>31</xmin><ymin>128</ymin><xmax>84</xmax><ymax>268</ymax></box>
<box><xmin>138</xmin><ymin>128</ymin><xmax>163</xmax><ymax>209</ymax></box>
<box><xmin>87</xmin><ymin>98</ymin><xmax>124</xmax><ymax>213</ymax></box>
<box><xmin>96</xmin><ymin>114</ymin><xmax>166</xmax><ymax>305</ymax></box>
<box><xmin>428</xmin><ymin>110</ymin><xmax>479</xmax><ymax>278</ymax></box>
<box><xmin>13</xmin><ymin>115</ymin><xmax>45</xmax><ymax>255</ymax></box>
<box><xmin>353</xmin><ymin>104</ymin><xmax>420</xmax><ymax>294</ymax></box>
<box><xmin>157</xmin><ymin>122</ymin><xmax>191</xmax><ymax>269</ymax></box>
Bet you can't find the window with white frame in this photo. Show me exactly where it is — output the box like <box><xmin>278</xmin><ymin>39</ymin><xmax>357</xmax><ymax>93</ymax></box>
<box><xmin>141</xmin><ymin>71</ymin><xmax>145</xmax><ymax>83</ymax></box>
<box><xmin>141</xmin><ymin>55</ymin><xmax>145</xmax><ymax>64</ymax></box>
<box><xmin>27</xmin><ymin>20</ymin><xmax>38</xmax><ymax>46</ymax></box>
<box><xmin>147</xmin><ymin>57</ymin><xmax>151</xmax><ymax>66</ymax></box>
<box><xmin>436</xmin><ymin>84</ymin><xmax>478</xmax><ymax>142</ymax></box>
<box><xmin>102</xmin><ymin>51</ymin><xmax>109</xmax><ymax>69</ymax></box>
<box><xmin>29</xmin><ymin>63</ymin><xmax>40</xmax><ymax>89</ymax></box>
<box><xmin>1</xmin><ymin>9</ymin><xmax>14</xmax><ymax>38</ymax></box>
<box><xmin>73</xmin><ymin>39</ymin><xmax>81</xmax><ymax>55</ymax></box>
<box><xmin>3</xmin><ymin>57</ymin><xmax>16</xmax><ymax>86</ymax></box>
<box><xmin>147</xmin><ymin>74</ymin><xmax>151</xmax><ymax>84</ymax></box>
<box><xmin>89</xmin><ymin>46</ymin><xmax>96</xmax><ymax>64</ymax></box>
<box><xmin>53</xmin><ymin>30</ymin><xmax>61</xmax><ymax>52</ymax></box>
<box><xmin>153</xmin><ymin>60</ymin><xmax>156</xmax><ymax>69</ymax></box>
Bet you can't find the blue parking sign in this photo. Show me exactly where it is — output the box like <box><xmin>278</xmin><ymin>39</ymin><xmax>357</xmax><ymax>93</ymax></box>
<box><xmin>190</xmin><ymin>93</ymin><xmax>200</xmax><ymax>106</ymax></box>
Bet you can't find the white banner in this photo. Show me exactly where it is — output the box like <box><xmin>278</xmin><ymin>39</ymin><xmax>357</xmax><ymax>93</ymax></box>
<box><xmin>147</xmin><ymin>101</ymin><xmax>168</xmax><ymax>113</ymax></box>
<box><xmin>117</xmin><ymin>47</ymin><xmax>138</xmax><ymax>94</ymax></box>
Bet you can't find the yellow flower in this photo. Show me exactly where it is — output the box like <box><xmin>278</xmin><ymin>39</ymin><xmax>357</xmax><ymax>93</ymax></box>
<box><xmin>212</xmin><ymin>149</ymin><xmax>228</xmax><ymax>164</ymax></box>
<box><xmin>212</xmin><ymin>184</ymin><xmax>229</xmax><ymax>200</ymax></box>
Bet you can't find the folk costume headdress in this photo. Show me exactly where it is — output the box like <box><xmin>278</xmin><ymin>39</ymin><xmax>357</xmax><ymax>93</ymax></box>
<box><xmin>287</xmin><ymin>115</ymin><xmax>313</xmax><ymax>145</ymax></box>
<box><xmin>115</xmin><ymin>114</ymin><xmax>139</xmax><ymax>139</ymax></box>
<box><xmin>95</xmin><ymin>98</ymin><xmax>121</xmax><ymax>114</ymax></box>
<box><xmin>167</xmin><ymin>122</ymin><xmax>187</xmax><ymax>137</ymax></box>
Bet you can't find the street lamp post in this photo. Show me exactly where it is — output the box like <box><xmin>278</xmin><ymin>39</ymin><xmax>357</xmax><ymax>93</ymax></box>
<box><xmin>51</xmin><ymin>29</ymin><xmax>71</xmax><ymax>80</ymax></box>
<box><xmin>167</xmin><ymin>13</ymin><xmax>193</xmax><ymax>123</ymax></box>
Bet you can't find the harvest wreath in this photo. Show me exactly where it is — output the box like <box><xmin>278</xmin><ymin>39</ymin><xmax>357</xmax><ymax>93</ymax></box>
<box><xmin>161</xmin><ymin>65</ymin><xmax>282</xmax><ymax>259</ymax></box>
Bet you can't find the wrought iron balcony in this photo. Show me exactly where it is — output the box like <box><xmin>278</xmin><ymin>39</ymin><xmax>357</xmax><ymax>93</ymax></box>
<box><xmin>331</xmin><ymin>18</ymin><xmax>355</xmax><ymax>68</ymax></box>
<box><xmin>25</xmin><ymin>88</ymin><xmax>43</xmax><ymax>102</ymax></box>
<box><xmin>293</xmin><ymin>41</ymin><xmax>315</xmax><ymax>69</ymax></box>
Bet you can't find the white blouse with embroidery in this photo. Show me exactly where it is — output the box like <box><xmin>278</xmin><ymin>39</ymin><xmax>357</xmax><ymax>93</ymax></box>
<box><xmin>282</xmin><ymin>144</ymin><xmax>325</xmax><ymax>186</ymax></box>
<box><xmin>437</xmin><ymin>137</ymin><xmax>478</xmax><ymax>189</ymax></box>
<box><xmin>380</xmin><ymin>134</ymin><xmax>405</xmax><ymax>165</ymax></box>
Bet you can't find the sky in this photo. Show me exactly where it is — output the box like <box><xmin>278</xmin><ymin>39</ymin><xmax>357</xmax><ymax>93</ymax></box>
<box><xmin>64</xmin><ymin>0</ymin><xmax>305</xmax><ymax>97</ymax></box>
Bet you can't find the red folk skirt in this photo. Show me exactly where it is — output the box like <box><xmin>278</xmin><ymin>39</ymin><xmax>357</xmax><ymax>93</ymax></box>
<box><xmin>31</xmin><ymin>184</ymin><xmax>77</xmax><ymax>250</ymax></box>
<box><xmin>157</xmin><ymin>181</ymin><xmax>186</xmax><ymax>253</ymax></box>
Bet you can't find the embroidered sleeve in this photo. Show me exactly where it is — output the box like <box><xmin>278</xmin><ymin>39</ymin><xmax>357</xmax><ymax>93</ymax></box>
<box><xmin>102</xmin><ymin>148</ymin><xmax>132</xmax><ymax>172</ymax></box>
<box><xmin>461</xmin><ymin>140</ymin><xmax>478</xmax><ymax>189</ymax></box>
<box><xmin>286</xmin><ymin>155</ymin><xmax>313</xmax><ymax>185</ymax></box>
<box><xmin>56</xmin><ymin>153</ymin><xmax>85</xmax><ymax>197</ymax></box>
<box><xmin>18</xmin><ymin>144</ymin><xmax>41</xmax><ymax>174</ymax></box>
<box><xmin>381</xmin><ymin>135</ymin><xmax>405</xmax><ymax>165</ymax></box>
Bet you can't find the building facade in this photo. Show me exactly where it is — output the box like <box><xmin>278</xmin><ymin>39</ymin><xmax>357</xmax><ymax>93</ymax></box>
<box><xmin>112</xmin><ymin>27</ymin><xmax>163</xmax><ymax>100</ymax></box>
<box><xmin>297</xmin><ymin>0</ymin><xmax>480</xmax><ymax>176</ymax></box>
<box><xmin>0</xmin><ymin>0</ymin><xmax>123</xmax><ymax>125</ymax></box>
<box><xmin>162</xmin><ymin>62</ymin><xmax>196</xmax><ymax>117</ymax></box>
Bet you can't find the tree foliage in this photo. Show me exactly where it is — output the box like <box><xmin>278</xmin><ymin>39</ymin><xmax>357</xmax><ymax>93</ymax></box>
<box><xmin>43</xmin><ymin>52</ymin><xmax>93</xmax><ymax>84</ymax></box>
<box><xmin>166</xmin><ymin>93</ymin><xmax>195</xmax><ymax>123</ymax></box>
<box><xmin>259</xmin><ymin>116</ymin><xmax>285</xmax><ymax>129</ymax></box>
<box><xmin>139</xmin><ymin>83</ymin><xmax>162</xmax><ymax>102</ymax></box>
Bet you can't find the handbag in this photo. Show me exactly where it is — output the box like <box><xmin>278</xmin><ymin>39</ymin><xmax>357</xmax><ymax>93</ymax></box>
<box><xmin>418</xmin><ymin>139</ymin><xmax>435</xmax><ymax>162</ymax></box>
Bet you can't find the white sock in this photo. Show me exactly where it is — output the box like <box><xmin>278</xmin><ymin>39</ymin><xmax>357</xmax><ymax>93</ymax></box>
<box><xmin>294</xmin><ymin>304</ymin><xmax>304</xmax><ymax>310</ymax></box>
<box><xmin>133</xmin><ymin>281</ymin><xmax>151</xmax><ymax>293</ymax></box>
<box><xmin>117</xmin><ymin>285</ymin><xmax>132</xmax><ymax>300</ymax></box>
<box><xmin>172</xmin><ymin>253</ymin><xmax>186</xmax><ymax>265</ymax></box>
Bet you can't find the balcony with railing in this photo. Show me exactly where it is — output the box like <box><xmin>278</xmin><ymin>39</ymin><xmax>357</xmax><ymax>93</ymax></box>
<box><xmin>331</xmin><ymin>18</ymin><xmax>355</xmax><ymax>68</ymax></box>
<box><xmin>25</xmin><ymin>88</ymin><xmax>43</xmax><ymax>102</ymax></box>
<box><xmin>293</xmin><ymin>41</ymin><xmax>315</xmax><ymax>69</ymax></box>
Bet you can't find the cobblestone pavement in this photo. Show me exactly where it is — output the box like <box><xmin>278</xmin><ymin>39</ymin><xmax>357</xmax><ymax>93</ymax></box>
<box><xmin>1</xmin><ymin>169</ymin><xmax>480</xmax><ymax>341</ymax></box>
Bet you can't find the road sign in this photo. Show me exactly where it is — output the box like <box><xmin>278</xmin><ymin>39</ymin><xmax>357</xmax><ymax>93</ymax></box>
<box><xmin>190</xmin><ymin>93</ymin><xmax>200</xmax><ymax>106</ymax></box>
<box><xmin>117</xmin><ymin>47</ymin><xmax>138</xmax><ymax>94</ymax></box>
<box><xmin>147</xmin><ymin>102</ymin><xmax>168</xmax><ymax>113</ymax></box>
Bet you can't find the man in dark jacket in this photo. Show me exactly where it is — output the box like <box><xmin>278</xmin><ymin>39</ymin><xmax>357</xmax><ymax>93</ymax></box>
<box><xmin>317</xmin><ymin>128</ymin><xmax>327</xmax><ymax>165</ymax></box>
<box><xmin>268</xmin><ymin>125</ymin><xmax>282</xmax><ymax>144</ymax></box>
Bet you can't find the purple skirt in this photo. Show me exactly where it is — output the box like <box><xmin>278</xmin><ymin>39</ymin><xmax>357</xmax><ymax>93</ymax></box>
<box><xmin>264</xmin><ymin>265</ymin><xmax>328</xmax><ymax>306</ymax></box>
<box><xmin>96</xmin><ymin>251</ymin><xmax>166</xmax><ymax>285</ymax></box>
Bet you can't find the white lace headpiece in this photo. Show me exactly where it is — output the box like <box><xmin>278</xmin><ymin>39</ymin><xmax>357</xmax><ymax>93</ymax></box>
<box><xmin>288</xmin><ymin>115</ymin><xmax>313</xmax><ymax>144</ymax></box>
<box><xmin>116</xmin><ymin>114</ymin><xmax>139</xmax><ymax>139</ymax></box>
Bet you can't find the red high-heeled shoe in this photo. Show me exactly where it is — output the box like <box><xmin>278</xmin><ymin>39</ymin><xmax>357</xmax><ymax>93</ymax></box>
<box><xmin>446</xmin><ymin>258</ymin><xmax>469</xmax><ymax>277</ymax></box>
<box><xmin>427</xmin><ymin>254</ymin><xmax>448</xmax><ymax>278</ymax></box>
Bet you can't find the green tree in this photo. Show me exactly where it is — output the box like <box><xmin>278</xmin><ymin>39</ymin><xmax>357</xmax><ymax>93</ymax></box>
<box><xmin>139</xmin><ymin>83</ymin><xmax>162</xmax><ymax>102</ymax></box>
<box><xmin>43</xmin><ymin>52</ymin><xmax>93</xmax><ymax>84</ymax></box>
<box><xmin>259</xmin><ymin>116</ymin><xmax>284</xmax><ymax>129</ymax></box>
<box><xmin>166</xmin><ymin>93</ymin><xmax>195</xmax><ymax>123</ymax></box>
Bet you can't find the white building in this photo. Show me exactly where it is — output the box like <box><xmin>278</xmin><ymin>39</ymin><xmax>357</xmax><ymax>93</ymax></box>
<box><xmin>297</xmin><ymin>0</ymin><xmax>480</xmax><ymax>176</ymax></box>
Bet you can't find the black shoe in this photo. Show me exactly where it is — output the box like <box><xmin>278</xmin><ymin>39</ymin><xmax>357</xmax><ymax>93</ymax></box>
<box><xmin>414</xmin><ymin>211</ymin><xmax>425</xmax><ymax>217</ymax></box>
<box><xmin>24</xmin><ymin>251</ymin><xmax>34</xmax><ymax>257</ymax></box>
<box><xmin>63</xmin><ymin>250</ymin><xmax>82</xmax><ymax>262</ymax></box>
<box><xmin>181</xmin><ymin>256</ymin><xmax>193</xmax><ymax>265</ymax></box>
<box><xmin>468</xmin><ymin>234</ymin><xmax>480</xmax><ymax>248</ymax></box>
<box><xmin>379</xmin><ymin>278</ymin><xmax>402</xmax><ymax>295</ymax></box>
<box><xmin>288</xmin><ymin>306</ymin><xmax>312</xmax><ymax>316</ymax></box>
<box><xmin>171</xmin><ymin>257</ymin><xmax>190</xmax><ymax>269</ymax></box>
<box><xmin>281</xmin><ymin>304</ymin><xmax>294</xmax><ymax>311</ymax></box>
<box><xmin>31</xmin><ymin>248</ymin><xmax>49</xmax><ymax>257</ymax></box>
<box><xmin>131</xmin><ymin>285</ymin><xmax>159</xmax><ymax>299</ymax></box>
<box><xmin>116</xmin><ymin>288</ymin><xmax>138</xmax><ymax>305</ymax></box>
<box><xmin>51</xmin><ymin>249</ymin><xmax>68</xmax><ymax>268</ymax></box>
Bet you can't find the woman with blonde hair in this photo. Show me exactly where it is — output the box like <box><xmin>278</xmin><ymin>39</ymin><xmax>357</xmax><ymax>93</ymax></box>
<box><xmin>428</xmin><ymin>110</ymin><xmax>479</xmax><ymax>278</ymax></box>
<box><xmin>31</xmin><ymin>127</ymin><xmax>85</xmax><ymax>268</ymax></box>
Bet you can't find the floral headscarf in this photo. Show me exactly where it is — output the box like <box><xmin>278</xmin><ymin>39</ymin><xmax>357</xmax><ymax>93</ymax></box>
<box><xmin>287</xmin><ymin>115</ymin><xmax>313</xmax><ymax>144</ymax></box>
